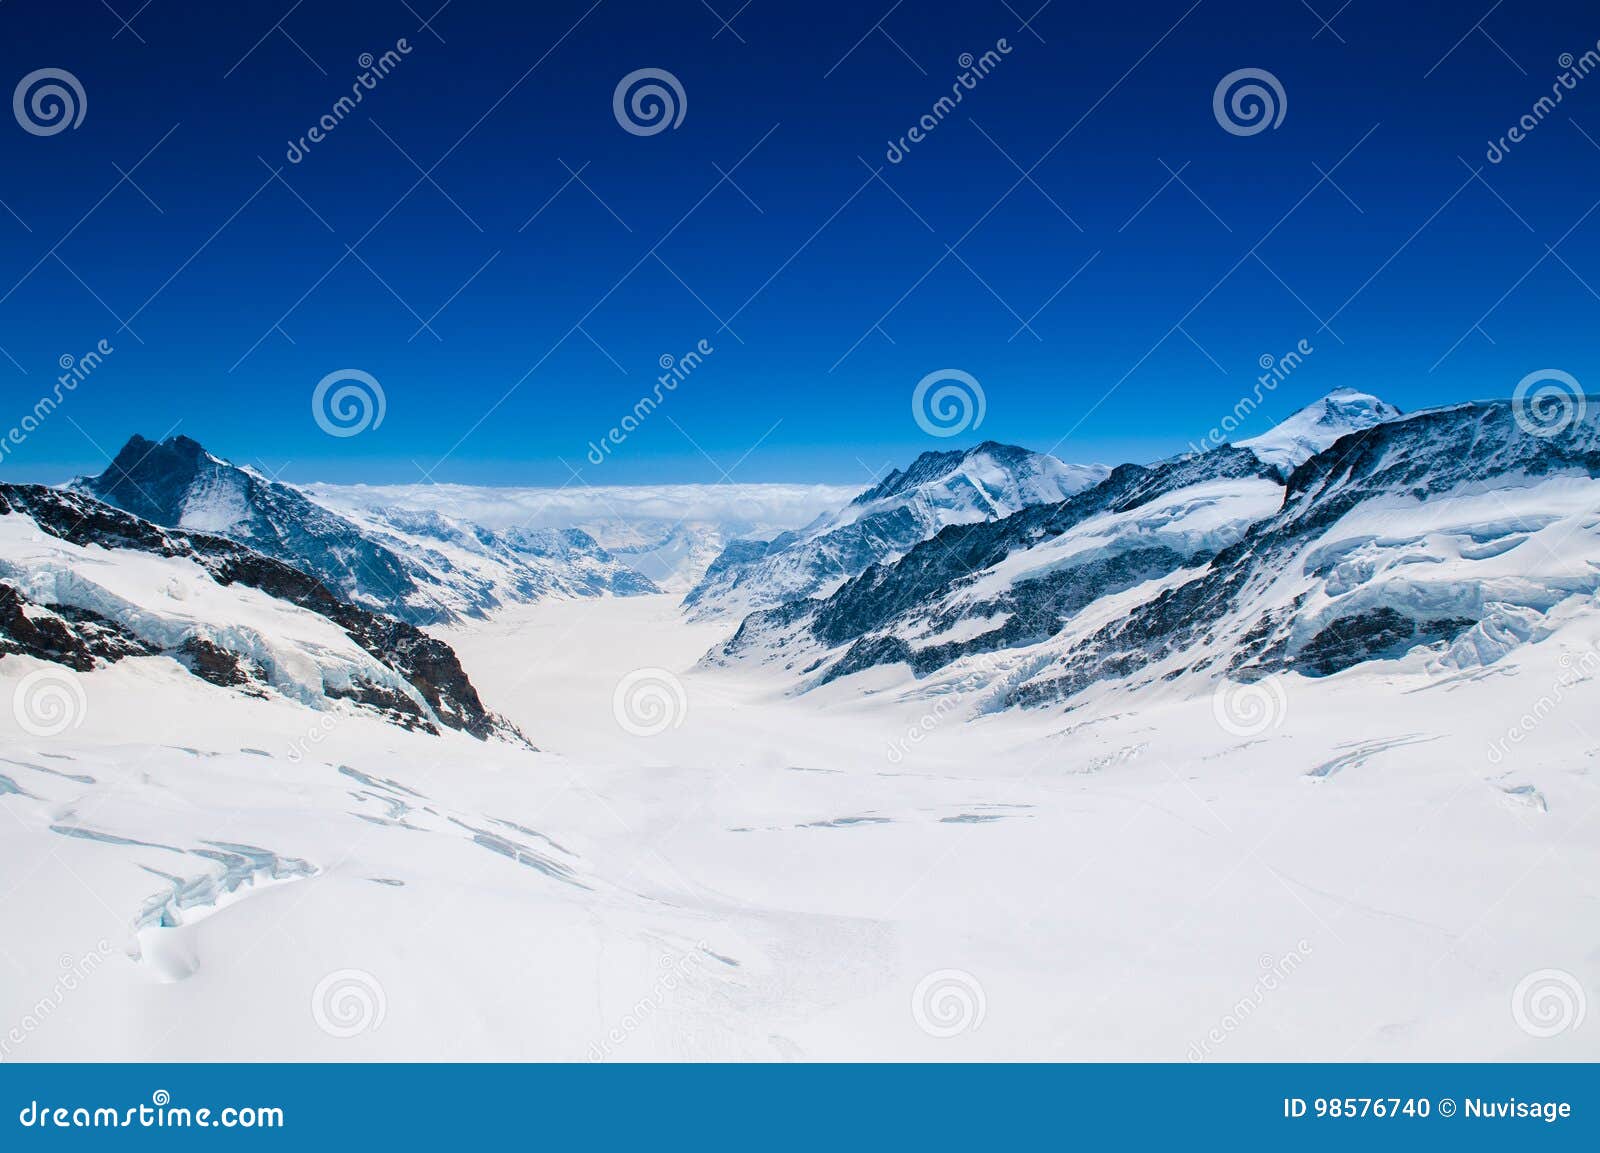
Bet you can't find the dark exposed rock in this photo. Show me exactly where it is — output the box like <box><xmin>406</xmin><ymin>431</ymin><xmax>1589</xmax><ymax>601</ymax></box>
<box><xmin>822</xmin><ymin>546</ymin><xmax>1191</xmax><ymax>683</ymax></box>
<box><xmin>175</xmin><ymin>637</ymin><xmax>265</xmax><ymax>691</ymax></box>
<box><xmin>1294</xmin><ymin>609</ymin><xmax>1476</xmax><ymax>676</ymax></box>
<box><xmin>0</xmin><ymin>582</ymin><xmax>154</xmax><ymax>670</ymax></box>
<box><xmin>810</xmin><ymin>447</ymin><xmax>1275</xmax><ymax>651</ymax></box>
<box><xmin>327</xmin><ymin>679</ymin><xmax>437</xmax><ymax>733</ymax></box>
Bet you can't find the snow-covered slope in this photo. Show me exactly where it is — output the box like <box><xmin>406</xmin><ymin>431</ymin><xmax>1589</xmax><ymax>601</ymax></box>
<box><xmin>77</xmin><ymin>436</ymin><xmax>656</xmax><ymax>625</ymax></box>
<box><xmin>1236</xmin><ymin>387</ymin><xmax>1402</xmax><ymax>473</ymax></box>
<box><xmin>1005</xmin><ymin>397</ymin><xmax>1600</xmax><ymax>705</ymax></box>
<box><xmin>0</xmin><ymin>483</ymin><xmax>523</xmax><ymax>743</ymax></box>
<box><xmin>683</xmin><ymin>442</ymin><xmax>1109</xmax><ymax>618</ymax></box>
<box><xmin>713</xmin><ymin>444</ymin><xmax>1278</xmax><ymax>678</ymax></box>
<box><xmin>713</xmin><ymin>394</ymin><xmax>1600</xmax><ymax>718</ymax></box>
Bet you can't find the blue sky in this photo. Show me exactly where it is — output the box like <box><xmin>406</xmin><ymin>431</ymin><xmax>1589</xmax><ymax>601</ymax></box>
<box><xmin>2</xmin><ymin>0</ymin><xmax>1599</xmax><ymax>488</ymax></box>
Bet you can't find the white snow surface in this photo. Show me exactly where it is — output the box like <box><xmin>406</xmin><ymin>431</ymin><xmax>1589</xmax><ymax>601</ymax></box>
<box><xmin>957</xmin><ymin>477</ymin><xmax>1283</xmax><ymax>605</ymax></box>
<box><xmin>4</xmin><ymin>590</ymin><xmax>1597</xmax><ymax>1061</ymax></box>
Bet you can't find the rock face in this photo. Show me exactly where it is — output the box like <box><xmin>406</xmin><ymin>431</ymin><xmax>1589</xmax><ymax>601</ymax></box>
<box><xmin>712</xmin><ymin>395</ymin><xmax>1600</xmax><ymax>712</ymax></box>
<box><xmin>0</xmin><ymin>582</ymin><xmax>154</xmax><ymax>670</ymax></box>
<box><xmin>0</xmin><ymin>483</ymin><xmax>525</xmax><ymax>744</ymax></box>
<box><xmin>77</xmin><ymin>435</ymin><xmax>655</xmax><ymax>625</ymax></box>
<box><xmin>683</xmin><ymin>441</ymin><xmax>1108</xmax><ymax>618</ymax></box>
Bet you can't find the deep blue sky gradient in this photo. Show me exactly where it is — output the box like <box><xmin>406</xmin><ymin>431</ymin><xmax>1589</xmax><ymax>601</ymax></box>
<box><xmin>2</xmin><ymin>0</ymin><xmax>1599</xmax><ymax>487</ymax></box>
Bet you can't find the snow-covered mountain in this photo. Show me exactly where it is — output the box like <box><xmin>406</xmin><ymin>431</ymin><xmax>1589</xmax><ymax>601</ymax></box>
<box><xmin>1235</xmin><ymin>386</ymin><xmax>1402</xmax><ymax>472</ymax></box>
<box><xmin>683</xmin><ymin>442</ymin><xmax>1109</xmax><ymax>618</ymax></box>
<box><xmin>77</xmin><ymin>435</ymin><xmax>655</xmax><ymax>625</ymax></box>
<box><xmin>712</xmin><ymin>392</ymin><xmax>1600</xmax><ymax>714</ymax></box>
<box><xmin>0</xmin><ymin>483</ymin><xmax>523</xmax><ymax>743</ymax></box>
<box><xmin>1014</xmin><ymin>397</ymin><xmax>1600</xmax><ymax>702</ymax></box>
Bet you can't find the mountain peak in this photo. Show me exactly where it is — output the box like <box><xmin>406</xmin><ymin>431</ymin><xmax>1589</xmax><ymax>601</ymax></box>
<box><xmin>685</xmin><ymin>441</ymin><xmax>1110</xmax><ymax>617</ymax></box>
<box><xmin>86</xmin><ymin>433</ymin><xmax>216</xmax><ymax>524</ymax></box>
<box><xmin>109</xmin><ymin>432</ymin><xmax>207</xmax><ymax>462</ymax></box>
<box><xmin>1238</xmin><ymin>389</ymin><xmax>1402</xmax><ymax>471</ymax></box>
<box><xmin>853</xmin><ymin>441</ymin><xmax>1045</xmax><ymax>506</ymax></box>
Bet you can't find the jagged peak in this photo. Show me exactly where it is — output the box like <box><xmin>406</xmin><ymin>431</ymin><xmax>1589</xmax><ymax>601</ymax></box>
<box><xmin>107</xmin><ymin>431</ymin><xmax>208</xmax><ymax>464</ymax></box>
<box><xmin>75</xmin><ymin>434</ymin><xmax>234</xmax><ymax>525</ymax></box>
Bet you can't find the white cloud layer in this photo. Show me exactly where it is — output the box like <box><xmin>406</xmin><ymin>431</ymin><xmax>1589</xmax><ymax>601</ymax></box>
<box><xmin>305</xmin><ymin>481</ymin><xmax>860</xmax><ymax>534</ymax></box>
